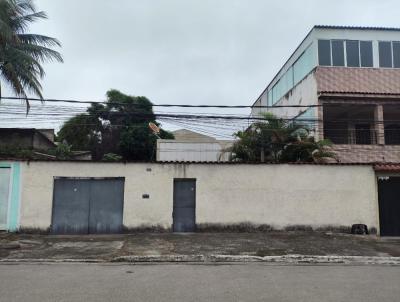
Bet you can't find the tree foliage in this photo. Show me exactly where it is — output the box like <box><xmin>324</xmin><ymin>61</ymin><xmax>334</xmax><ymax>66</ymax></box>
<box><xmin>57</xmin><ymin>89</ymin><xmax>174</xmax><ymax>161</ymax></box>
<box><xmin>0</xmin><ymin>0</ymin><xmax>63</xmax><ymax>104</ymax></box>
<box><xmin>229</xmin><ymin>112</ymin><xmax>336</xmax><ymax>163</ymax></box>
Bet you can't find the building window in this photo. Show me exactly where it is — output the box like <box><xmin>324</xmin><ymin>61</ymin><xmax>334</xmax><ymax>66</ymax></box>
<box><xmin>318</xmin><ymin>40</ymin><xmax>331</xmax><ymax>66</ymax></box>
<box><xmin>360</xmin><ymin>41</ymin><xmax>373</xmax><ymax>67</ymax></box>
<box><xmin>346</xmin><ymin>40</ymin><xmax>360</xmax><ymax>67</ymax></box>
<box><xmin>379</xmin><ymin>41</ymin><xmax>393</xmax><ymax>67</ymax></box>
<box><xmin>331</xmin><ymin>40</ymin><xmax>345</xmax><ymax>66</ymax></box>
<box><xmin>318</xmin><ymin>39</ymin><xmax>373</xmax><ymax>68</ymax></box>
<box><xmin>393</xmin><ymin>42</ymin><xmax>400</xmax><ymax>68</ymax></box>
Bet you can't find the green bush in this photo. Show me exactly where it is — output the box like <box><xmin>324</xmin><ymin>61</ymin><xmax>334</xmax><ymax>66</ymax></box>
<box><xmin>102</xmin><ymin>153</ymin><xmax>123</xmax><ymax>161</ymax></box>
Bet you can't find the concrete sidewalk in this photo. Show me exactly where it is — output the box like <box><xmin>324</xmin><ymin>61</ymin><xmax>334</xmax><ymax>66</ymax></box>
<box><xmin>1</xmin><ymin>232</ymin><xmax>400</xmax><ymax>264</ymax></box>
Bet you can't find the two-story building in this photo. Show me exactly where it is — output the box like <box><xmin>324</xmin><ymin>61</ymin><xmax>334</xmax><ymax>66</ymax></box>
<box><xmin>251</xmin><ymin>25</ymin><xmax>400</xmax><ymax>163</ymax></box>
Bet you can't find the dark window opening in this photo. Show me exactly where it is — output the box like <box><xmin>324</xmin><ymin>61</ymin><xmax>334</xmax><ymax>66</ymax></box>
<box><xmin>318</xmin><ymin>40</ymin><xmax>331</xmax><ymax>66</ymax></box>
<box><xmin>393</xmin><ymin>42</ymin><xmax>400</xmax><ymax>68</ymax></box>
<box><xmin>324</xmin><ymin>121</ymin><xmax>349</xmax><ymax>144</ymax></box>
<box><xmin>385</xmin><ymin>124</ymin><xmax>400</xmax><ymax>145</ymax></box>
<box><xmin>332</xmin><ymin>40</ymin><xmax>345</xmax><ymax>66</ymax></box>
<box><xmin>355</xmin><ymin>124</ymin><xmax>372</xmax><ymax>144</ymax></box>
<box><xmin>379</xmin><ymin>41</ymin><xmax>393</xmax><ymax>68</ymax></box>
<box><xmin>346</xmin><ymin>40</ymin><xmax>360</xmax><ymax>67</ymax></box>
<box><xmin>323</xmin><ymin>105</ymin><xmax>376</xmax><ymax>145</ymax></box>
<box><xmin>360</xmin><ymin>41</ymin><xmax>373</xmax><ymax>67</ymax></box>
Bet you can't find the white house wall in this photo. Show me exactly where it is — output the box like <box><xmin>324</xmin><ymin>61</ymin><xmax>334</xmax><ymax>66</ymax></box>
<box><xmin>17</xmin><ymin>161</ymin><xmax>379</xmax><ymax>232</ymax></box>
<box><xmin>267</xmin><ymin>71</ymin><xmax>319</xmax><ymax>118</ymax></box>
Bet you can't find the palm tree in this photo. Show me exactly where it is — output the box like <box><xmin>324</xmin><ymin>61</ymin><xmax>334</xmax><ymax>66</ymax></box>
<box><xmin>0</xmin><ymin>0</ymin><xmax>63</xmax><ymax>108</ymax></box>
<box><xmin>228</xmin><ymin>112</ymin><xmax>337</xmax><ymax>163</ymax></box>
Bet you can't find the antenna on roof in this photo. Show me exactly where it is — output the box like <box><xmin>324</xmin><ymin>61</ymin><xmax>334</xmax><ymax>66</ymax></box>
<box><xmin>149</xmin><ymin>122</ymin><xmax>161</xmax><ymax>138</ymax></box>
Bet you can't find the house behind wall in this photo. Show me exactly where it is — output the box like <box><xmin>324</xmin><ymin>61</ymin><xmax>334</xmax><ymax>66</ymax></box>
<box><xmin>157</xmin><ymin>129</ymin><xmax>233</xmax><ymax>162</ymax></box>
<box><xmin>0</xmin><ymin>128</ymin><xmax>56</xmax><ymax>150</ymax></box>
<box><xmin>7</xmin><ymin>160</ymin><xmax>381</xmax><ymax>234</ymax></box>
<box><xmin>251</xmin><ymin>26</ymin><xmax>400</xmax><ymax>163</ymax></box>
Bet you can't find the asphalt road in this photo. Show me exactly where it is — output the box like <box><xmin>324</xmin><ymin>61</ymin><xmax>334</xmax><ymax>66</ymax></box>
<box><xmin>0</xmin><ymin>263</ymin><xmax>399</xmax><ymax>302</ymax></box>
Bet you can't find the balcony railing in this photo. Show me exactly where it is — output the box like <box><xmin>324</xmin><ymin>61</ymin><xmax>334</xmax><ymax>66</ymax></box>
<box><xmin>324</xmin><ymin>129</ymin><xmax>377</xmax><ymax>145</ymax></box>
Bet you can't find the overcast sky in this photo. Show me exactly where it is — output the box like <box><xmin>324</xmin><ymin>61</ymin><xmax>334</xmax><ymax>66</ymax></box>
<box><xmin>2</xmin><ymin>0</ymin><xmax>400</xmax><ymax>134</ymax></box>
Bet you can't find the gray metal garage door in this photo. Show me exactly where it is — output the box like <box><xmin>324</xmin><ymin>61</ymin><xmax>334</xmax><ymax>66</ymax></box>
<box><xmin>173</xmin><ymin>179</ymin><xmax>196</xmax><ymax>232</ymax></box>
<box><xmin>52</xmin><ymin>178</ymin><xmax>124</xmax><ymax>234</ymax></box>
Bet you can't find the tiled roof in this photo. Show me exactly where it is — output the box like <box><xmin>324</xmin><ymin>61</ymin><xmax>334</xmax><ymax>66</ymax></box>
<box><xmin>314</xmin><ymin>25</ymin><xmax>400</xmax><ymax>31</ymax></box>
<box><xmin>374</xmin><ymin>163</ymin><xmax>400</xmax><ymax>172</ymax></box>
<box><xmin>316</xmin><ymin>67</ymin><xmax>400</xmax><ymax>95</ymax></box>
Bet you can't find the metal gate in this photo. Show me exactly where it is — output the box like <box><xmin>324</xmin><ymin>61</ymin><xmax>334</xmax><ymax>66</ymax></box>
<box><xmin>173</xmin><ymin>179</ymin><xmax>196</xmax><ymax>232</ymax></box>
<box><xmin>0</xmin><ymin>168</ymin><xmax>11</xmax><ymax>230</ymax></box>
<box><xmin>378</xmin><ymin>177</ymin><xmax>400</xmax><ymax>236</ymax></box>
<box><xmin>52</xmin><ymin>178</ymin><xmax>124</xmax><ymax>234</ymax></box>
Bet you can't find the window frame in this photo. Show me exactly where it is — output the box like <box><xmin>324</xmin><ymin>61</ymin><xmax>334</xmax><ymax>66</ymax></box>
<box><xmin>378</xmin><ymin>40</ymin><xmax>393</xmax><ymax>68</ymax></box>
<box><xmin>392</xmin><ymin>41</ymin><xmax>400</xmax><ymax>68</ymax></box>
<box><xmin>331</xmin><ymin>39</ymin><xmax>345</xmax><ymax>67</ymax></box>
<box><xmin>360</xmin><ymin>40</ymin><xmax>373</xmax><ymax>67</ymax></box>
<box><xmin>318</xmin><ymin>39</ymin><xmax>374</xmax><ymax>68</ymax></box>
<box><xmin>318</xmin><ymin>39</ymin><xmax>332</xmax><ymax>66</ymax></box>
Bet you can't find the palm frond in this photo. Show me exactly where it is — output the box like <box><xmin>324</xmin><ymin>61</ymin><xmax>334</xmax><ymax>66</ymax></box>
<box><xmin>18</xmin><ymin>34</ymin><xmax>61</xmax><ymax>47</ymax></box>
<box><xmin>0</xmin><ymin>0</ymin><xmax>62</xmax><ymax>104</ymax></box>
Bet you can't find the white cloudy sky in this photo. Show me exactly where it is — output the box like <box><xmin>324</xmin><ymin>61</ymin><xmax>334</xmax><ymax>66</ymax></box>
<box><xmin>1</xmin><ymin>0</ymin><xmax>400</xmax><ymax>135</ymax></box>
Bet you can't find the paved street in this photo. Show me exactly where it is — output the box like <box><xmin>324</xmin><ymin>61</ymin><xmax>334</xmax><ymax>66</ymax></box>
<box><xmin>0</xmin><ymin>263</ymin><xmax>399</xmax><ymax>302</ymax></box>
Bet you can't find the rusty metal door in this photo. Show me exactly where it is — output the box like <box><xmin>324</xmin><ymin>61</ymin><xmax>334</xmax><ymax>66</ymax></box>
<box><xmin>173</xmin><ymin>179</ymin><xmax>196</xmax><ymax>232</ymax></box>
<box><xmin>52</xmin><ymin>178</ymin><xmax>124</xmax><ymax>234</ymax></box>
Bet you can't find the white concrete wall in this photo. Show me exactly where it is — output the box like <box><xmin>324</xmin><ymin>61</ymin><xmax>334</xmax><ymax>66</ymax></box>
<box><xmin>17</xmin><ymin>161</ymin><xmax>379</xmax><ymax>232</ymax></box>
<box><xmin>269</xmin><ymin>71</ymin><xmax>319</xmax><ymax>118</ymax></box>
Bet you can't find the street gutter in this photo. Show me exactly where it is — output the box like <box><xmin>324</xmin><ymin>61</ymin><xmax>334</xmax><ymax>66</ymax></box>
<box><xmin>1</xmin><ymin>254</ymin><xmax>400</xmax><ymax>265</ymax></box>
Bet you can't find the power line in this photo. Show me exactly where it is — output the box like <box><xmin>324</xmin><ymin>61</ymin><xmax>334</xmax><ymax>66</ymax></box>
<box><xmin>0</xmin><ymin>96</ymin><xmax>321</xmax><ymax>109</ymax></box>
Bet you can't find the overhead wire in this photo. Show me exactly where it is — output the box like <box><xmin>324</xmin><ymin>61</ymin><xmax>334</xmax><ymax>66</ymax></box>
<box><xmin>0</xmin><ymin>96</ymin><xmax>321</xmax><ymax>108</ymax></box>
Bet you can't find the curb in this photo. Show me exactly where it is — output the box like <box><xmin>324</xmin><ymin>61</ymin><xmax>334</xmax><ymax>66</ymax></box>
<box><xmin>0</xmin><ymin>258</ymin><xmax>105</xmax><ymax>263</ymax></box>
<box><xmin>1</xmin><ymin>255</ymin><xmax>400</xmax><ymax>265</ymax></box>
<box><xmin>113</xmin><ymin>254</ymin><xmax>400</xmax><ymax>265</ymax></box>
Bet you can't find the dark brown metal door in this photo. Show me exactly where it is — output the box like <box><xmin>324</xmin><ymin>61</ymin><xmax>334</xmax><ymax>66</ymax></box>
<box><xmin>378</xmin><ymin>177</ymin><xmax>400</xmax><ymax>236</ymax></box>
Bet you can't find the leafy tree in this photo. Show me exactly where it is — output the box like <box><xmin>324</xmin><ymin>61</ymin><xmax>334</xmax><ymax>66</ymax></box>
<box><xmin>229</xmin><ymin>112</ymin><xmax>336</xmax><ymax>163</ymax></box>
<box><xmin>0</xmin><ymin>0</ymin><xmax>62</xmax><ymax>104</ymax></box>
<box><xmin>58</xmin><ymin>89</ymin><xmax>174</xmax><ymax>161</ymax></box>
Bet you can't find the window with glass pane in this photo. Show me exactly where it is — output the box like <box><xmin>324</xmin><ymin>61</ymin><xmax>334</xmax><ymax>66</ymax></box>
<box><xmin>379</xmin><ymin>41</ymin><xmax>393</xmax><ymax>67</ymax></box>
<box><xmin>393</xmin><ymin>42</ymin><xmax>400</xmax><ymax>68</ymax></box>
<box><xmin>331</xmin><ymin>40</ymin><xmax>345</xmax><ymax>66</ymax></box>
<box><xmin>360</xmin><ymin>41</ymin><xmax>373</xmax><ymax>67</ymax></box>
<box><xmin>318</xmin><ymin>40</ymin><xmax>331</xmax><ymax>66</ymax></box>
<box><xmin>346</xmin><ymin>40</ymin><xmax>360</xmax><ymax>67</ymax></box>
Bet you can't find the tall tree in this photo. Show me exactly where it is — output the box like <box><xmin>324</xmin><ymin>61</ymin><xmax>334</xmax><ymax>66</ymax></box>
<box><xmin>58</xmin><ymin>89</ymin><xmax>174</xmax><ymax>161</ymax></box>
<box><xmin>0</xmin><ymin>0</ymin><xmax>63</xmax><ymax>106</ymax></box>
